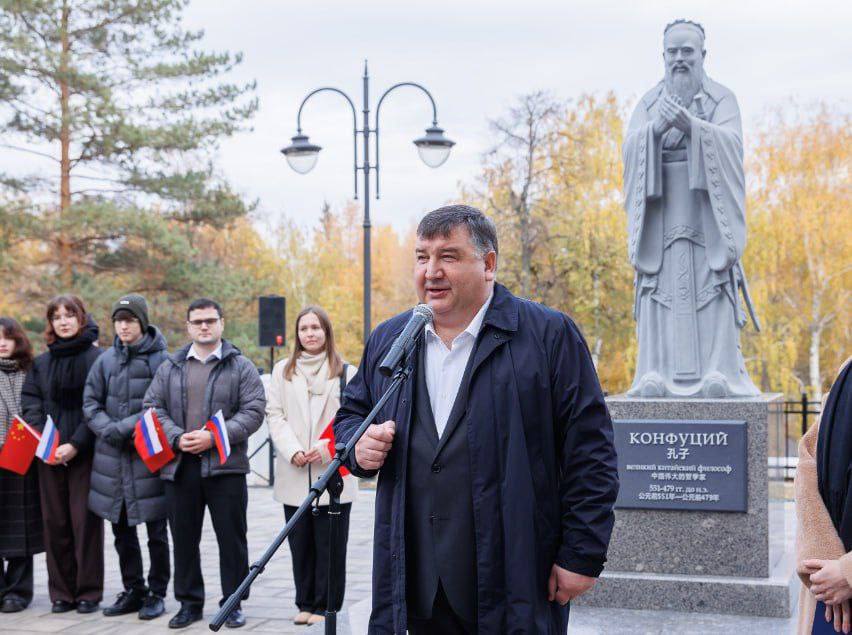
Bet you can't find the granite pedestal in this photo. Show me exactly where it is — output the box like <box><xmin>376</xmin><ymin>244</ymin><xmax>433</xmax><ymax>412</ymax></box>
<box><xmin>576</xmin><ymin>393</ymin><xmax>798</xmax><ymax>617</ymax></box>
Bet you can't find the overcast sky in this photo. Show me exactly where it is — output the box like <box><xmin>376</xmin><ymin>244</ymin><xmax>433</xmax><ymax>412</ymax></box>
<box><xmin>4</xmin><ymin>1</ymin><xmax>852</xmax><ymax>233</ymax></box>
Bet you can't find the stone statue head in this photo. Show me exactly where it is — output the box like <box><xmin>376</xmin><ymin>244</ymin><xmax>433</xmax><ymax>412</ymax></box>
<box><xmin>663</xmin><ymin>20</ymin><xmax>706</xmax><ymax>105</ymax></box>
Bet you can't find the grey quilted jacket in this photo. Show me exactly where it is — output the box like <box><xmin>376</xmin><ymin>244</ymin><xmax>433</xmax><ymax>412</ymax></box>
<box><xmin>142</xmin><ymin>339</ymin><xmax>265</xmax><ymax>481</ymax></box>
<box><xmin>84</xmin><ymin>327</ymin><xmax>169</xmax><ymax>525</ymax></box>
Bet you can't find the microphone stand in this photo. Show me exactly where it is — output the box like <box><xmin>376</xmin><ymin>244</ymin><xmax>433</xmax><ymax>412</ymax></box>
<box><xmin>209</xmin><ymin>357</ymin><xmax>415</xmax><ymax>633</ymax></box>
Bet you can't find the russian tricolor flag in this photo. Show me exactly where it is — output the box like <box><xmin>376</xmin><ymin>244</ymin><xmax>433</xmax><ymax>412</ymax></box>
<box><xmin>35</xmin><ymin>415</ymin><xmax>59</xmax><ymax>463</ymax></box>
<box><xmin>139</xmin><ymin>408</ymin><xmax>163</xmax><ymax>455</ymax></box>
<box><xmin>205</xmin><ymin>410</ymin><xmax>230</xmax><ymax>465</ymax></box>
<box><xmin>134</xmin><ymin>408</ymin><xmax>174</xmax><ymax>473</ymax></box>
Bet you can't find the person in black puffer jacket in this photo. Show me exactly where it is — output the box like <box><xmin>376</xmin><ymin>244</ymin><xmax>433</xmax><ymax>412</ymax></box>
<box><xmin>21</xmin><ymin>295</ymin><xmax>104</xmax><ymax>615</ymax></box>
<box><xmin>84</xmin><ymin>294</ymin><xmax>170</xmax><ymax>621</ymax></box>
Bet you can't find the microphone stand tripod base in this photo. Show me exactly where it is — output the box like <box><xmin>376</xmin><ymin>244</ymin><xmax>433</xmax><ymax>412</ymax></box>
<box><xmin>324</xmin><ymin>464</ymin><xmax>345</xmax><ymax>634</ymax></box>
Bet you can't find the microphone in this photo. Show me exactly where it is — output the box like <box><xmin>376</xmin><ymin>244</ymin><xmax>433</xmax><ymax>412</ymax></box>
<box><xmin>379</xmin><ymin>304</ymin><xmax>434</xmax><ymax>376</ymax></box>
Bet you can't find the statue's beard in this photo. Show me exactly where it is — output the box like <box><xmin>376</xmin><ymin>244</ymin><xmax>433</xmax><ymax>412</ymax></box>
<box><xmin>665</xmin><ymin>67</ymin><xmax>702</xmax><ymax>105</ymax></box>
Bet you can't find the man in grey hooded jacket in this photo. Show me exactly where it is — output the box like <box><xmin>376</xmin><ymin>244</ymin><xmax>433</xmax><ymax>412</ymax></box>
<box><xmin>142</xmin><ymin>298</ymin><xmax>265</xmax><ymax>630</ymax></box>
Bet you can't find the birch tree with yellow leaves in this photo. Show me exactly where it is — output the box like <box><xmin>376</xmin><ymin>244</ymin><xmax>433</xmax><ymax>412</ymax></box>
<box><xmin>744</xmin><ymin>105</ymin><xmax>851</xmax><ymax>399</ymax></box>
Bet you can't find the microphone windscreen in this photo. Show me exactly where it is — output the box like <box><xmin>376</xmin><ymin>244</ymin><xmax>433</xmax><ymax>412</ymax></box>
<box><xmin>413</xmin><ymin>303</ymin><xmax>434</xmax><ymax>324</ymax></box>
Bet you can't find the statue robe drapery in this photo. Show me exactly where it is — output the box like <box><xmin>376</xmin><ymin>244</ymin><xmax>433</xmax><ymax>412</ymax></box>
<box><xmin>623</xmin><ymin>76</ymin><xmax>759</xmax><ymax>398</ymax></box>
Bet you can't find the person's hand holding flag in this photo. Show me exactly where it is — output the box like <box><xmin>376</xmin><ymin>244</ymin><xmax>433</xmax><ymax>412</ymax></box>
<box><xmin>205</xmin><ymin>410</ymin><xmax>231</xmax><ymax>465</ymax></box>
<box><xmin>134</xmin><ymin>408</ymin><xmax>174</xmax><ymax>473</ymax></box>
<box><xmin>0</xmin><ymin>416</ymin><xmax>40</xmax><ymax>474</ymax></box>
<box><xmin>35</xmin><ymin>415</ymin><xmax>60</xmax><ymax>465</ymax></box>
<box><xmin>319</xmin><ymin>418</ymin><xmax>349</xmax><ymax>476</ymax></box>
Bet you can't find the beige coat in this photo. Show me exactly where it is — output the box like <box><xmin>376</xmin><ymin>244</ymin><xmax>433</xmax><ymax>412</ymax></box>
<box><xmin>795</xmin><ymin>358</ymin><xmax>852</xmax><ymax>634</ymax></box>
<box><xmin>266</xmin><ymin>358</ymin><xmax>358</xmax><ymax>506</ymax></box>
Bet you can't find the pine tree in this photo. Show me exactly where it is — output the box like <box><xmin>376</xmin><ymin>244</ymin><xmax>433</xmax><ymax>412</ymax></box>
<box><xmin>0</xmin><ymin>0</ymin><xmax>258</xmax><ymax>286</ymax></box>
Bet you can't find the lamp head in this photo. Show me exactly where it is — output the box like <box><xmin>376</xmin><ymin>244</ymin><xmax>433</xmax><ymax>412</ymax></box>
<box><xmin>413</xmin><ymin>126</ymin><xmax>455</xmax><ymax>168</ymax></box>
<box><xmin>281</xmin><ymin>134</ymin><xmax>322</xmax><ymax>174</ymax></box>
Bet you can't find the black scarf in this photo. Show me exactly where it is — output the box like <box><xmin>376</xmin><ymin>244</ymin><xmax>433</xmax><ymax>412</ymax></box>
<box><xmin>817</xmin><ymin>361</ymin><xmax>852</xmax><ymax>550</ymax></box>
<box><xmin>47</xmin><ymin>316</ymin><xmax>99</xmax><ymax>411</ymax></box>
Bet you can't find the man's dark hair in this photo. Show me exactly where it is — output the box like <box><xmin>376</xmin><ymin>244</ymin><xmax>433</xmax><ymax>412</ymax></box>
<box><xmin>417</xmin><ymin>204</ymin><xmax>498</xmax><ymax>257</ymax></box>
<box><xmin>186</xmin><ymin>298</ymin><xmax>223</xmax><ymax>320</ymax></box>
<box><xmin>112</xmin><ymin>309</ymin><xmax>139</xmax><ymax>323</ymax></box>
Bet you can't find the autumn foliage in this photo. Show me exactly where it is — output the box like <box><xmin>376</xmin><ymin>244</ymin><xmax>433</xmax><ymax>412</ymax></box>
<box><xmin>0</xmin><ymin>2</ymin><xmax>845</xmax><ymax>398</ymax></box>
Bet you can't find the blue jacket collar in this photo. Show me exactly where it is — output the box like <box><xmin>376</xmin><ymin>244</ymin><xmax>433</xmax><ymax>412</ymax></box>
<box><xmin>482</xmin><ymin>283</ymin><xmax>519</xmax><ymax>333</ymax></box>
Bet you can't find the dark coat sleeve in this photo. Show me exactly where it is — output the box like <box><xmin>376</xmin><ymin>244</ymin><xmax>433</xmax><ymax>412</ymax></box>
<box><xmin>334</xmin><ymin>333</ymin><xmax>380</xmax><ymax>479</ymax></box>
<box><xmin>143</xmin><ymin>361</ymin><xmax>183</xmax><ymax>449</ymax></box>
<box><xmin>21</xmin><ymin>361</ymin><xmax>46</xmax><ymax>431</ymax></box>
<box><xmin>83</xmin><ymin>354</ymin><xmax>124</xmax><ymax>448</ymax></box>
<box><xmin>69</xmin><ymin>421</ymin><xmax>94</xmax><ymax>451</ymax></box>
<box><xmin>114</xmin><ymin>349</ymin><xmax>170</xmax><ymax>442</ymax></box>
<box><xmin>550</xmin><ymin>315</ymin><xmax>619</xmax><ymax>577</ymax></box>
<box><xmin>114</xmin><ymin>412</ymin><xmax>141</xmax><ymax>442</ymax></box>
<box><xmin>224</xmin><ymin>357</ymin><xmax>266</xmax><ymax>444</ymax></box>
<box><xmin>69</xmin><ymin>348</ymin><xmax>102</xmax><ymax>452</ymax></box>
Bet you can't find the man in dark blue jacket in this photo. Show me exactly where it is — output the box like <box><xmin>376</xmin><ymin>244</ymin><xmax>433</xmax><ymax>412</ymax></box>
<box><xmin>334</xmin><ymin>205</ymin><xmax>619</xmax><ymax>634</ymax></box>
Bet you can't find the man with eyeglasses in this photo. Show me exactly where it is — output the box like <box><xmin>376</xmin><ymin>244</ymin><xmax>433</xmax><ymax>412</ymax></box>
<box><xmin>143</xmin><ymin>298</ymin><xmax>266</xmax><ymax>629</ymax></box>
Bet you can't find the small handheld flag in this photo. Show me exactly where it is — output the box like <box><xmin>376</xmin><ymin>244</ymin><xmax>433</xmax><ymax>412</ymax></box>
<box><xmin>35</xmin><ymin>415</ymin><xmax>60</xmax><ymax>464</ymax></box>
<box><xmin>134</xmin><ymin>408</ymin><xmax>174</xmax><ymax>473</ymax></box>
<box><xmin>319</xmin><ymin>419</ymin><xmax>349</xmax><ymax>476</ymax></box>
<box><xmin>0</xmin><ymin>416</ymin><xmax>41</xmax><ymax>475</ymax></box>
<box><xmin>205</xmin><ymin>410</ymin><xmax>231</xmax><ymax>465</ymax></box>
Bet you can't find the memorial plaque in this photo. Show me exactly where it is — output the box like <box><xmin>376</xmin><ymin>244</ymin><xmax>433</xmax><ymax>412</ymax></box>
<box><xmin>613</xmin><ymin>419</ymin><xmax>747</xmax><ymax>512</ymax></box>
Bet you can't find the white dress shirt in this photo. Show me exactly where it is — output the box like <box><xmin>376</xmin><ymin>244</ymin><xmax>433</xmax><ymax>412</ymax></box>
<box><xmin>423</xmin><ymin>290</ymin><xmax>493</xmax><ymax>438</ymax></box>
<box><xmin>186</xmin><ymin>341</ymin><xmax>222</xmax><ymax>363</ymax></box>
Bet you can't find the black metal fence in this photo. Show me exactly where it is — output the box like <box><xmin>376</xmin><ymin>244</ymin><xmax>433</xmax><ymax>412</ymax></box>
<box><xmin>778</xmin><ymin>393</ymin><xmax>822</xmax><ymax>480</ymax></box>
<box><xmin>248</xmin><ymin>394</ymin><xmax>820</xmax><ymax>485</ymax></box>
<box><xmin>248</xmin><ymin>437</ymin><xmax>275</xmax><ymax>487</ymax></box>
<box><xmin>785</xmin><ymin>392</ymin><xmax>822</xmax><ymax>444</ymax></box>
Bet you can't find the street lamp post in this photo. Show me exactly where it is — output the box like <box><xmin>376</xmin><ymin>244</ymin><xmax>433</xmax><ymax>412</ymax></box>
<box><xmin>281</xmin><ymin>61</ymin><xmax>454</xmax><ymax>344</ymax></box>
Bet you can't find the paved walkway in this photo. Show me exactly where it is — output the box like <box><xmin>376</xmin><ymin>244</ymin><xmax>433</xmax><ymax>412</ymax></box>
<box><xmin>0</xmin><ymin>486</ymin><xmax>375</xmax><ymax>634</ymax></box>
<box><xmin>1</xmin><ymin>485</ymin><xmax>800</xmax><ymax>634</ymax></box>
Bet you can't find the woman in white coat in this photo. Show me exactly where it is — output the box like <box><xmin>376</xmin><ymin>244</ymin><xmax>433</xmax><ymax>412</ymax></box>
<box><xmin>266</xmin><ymin>306</ymin><xmax>357</xmax><ymax>626</ymax></box>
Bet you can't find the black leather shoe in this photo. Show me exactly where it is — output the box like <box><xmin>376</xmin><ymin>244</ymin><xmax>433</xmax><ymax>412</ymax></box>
<box><xmin>1</xmin><ymin>595</ymin><xmax>27</xmax><ymax>613</ymax></box>
<box><xmin>139</xmin><ymin>594</ymin><xmax>166</xmax><ymax>620</ymax></box>
<box><xmin>51</xmin><ymin>600</ymin><xmax>77</xmax><ymax>613</ymax></box>
<box><xmin>168</xmin><ymin>605</ymin><xmax>203</xmax><ymax>629</ymax></box>
<box><xmin>225</xmin><ymin>608</ymin><xmax>246</xmax><ymax>628</ymax></box>
<box><xmin>103</xmin><ymin>589</ymin><xmax>146</xmax><ymax>616</ymax></box>
<box><xmin>77</xmin><ymin>600</ymin><xmax>100</xmax><ymax>614</ymax></box>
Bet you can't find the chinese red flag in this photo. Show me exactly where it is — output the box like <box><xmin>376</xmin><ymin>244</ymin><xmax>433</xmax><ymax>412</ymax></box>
<box><xmin>0</xmin><ymin>416</ymin><xmax>40</xmax><ymax>475</ymax></box>
<box><xmin>319</xmin><ymin>419</ymin><xmax>350</xmax><ymax>476</ymax></box>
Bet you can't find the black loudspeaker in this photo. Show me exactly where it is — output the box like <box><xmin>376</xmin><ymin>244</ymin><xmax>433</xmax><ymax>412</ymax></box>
<box><xmin>258</xmin><ymin>295</ymin><xmax>286</xmax><ymax>348</ymax></box>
